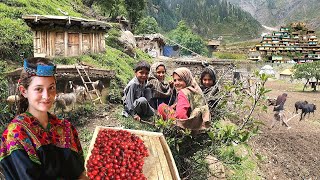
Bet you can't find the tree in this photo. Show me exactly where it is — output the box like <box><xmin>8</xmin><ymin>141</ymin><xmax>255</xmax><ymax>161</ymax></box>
<box><xmin>135</xmin><ymin>16</ymin><xmax>160</xmax><ymax>34</ymax></box>
<box><xmin>92</xmin><ymin>0</ymin><xmax>127</xmax><ymax>19</ymax></box>
<box><xmin>124</xmin><ymin>0</ymin><xmax>146</xmax><ymax>31</ymax></box>
<box><xmin>293</xmin><ymin>61</ymin><xmax>320</xmax><ymax>91</ymax></box>
<box><xmin>166</xmin><ymin>21</ymin><xmax>208</xmax><ymax>56</ymax></box>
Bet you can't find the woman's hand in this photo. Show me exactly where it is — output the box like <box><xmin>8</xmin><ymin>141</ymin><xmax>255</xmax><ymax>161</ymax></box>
<box><xmin>133</xmin><ymin>114</ymin><xmax>141</xmax><ymax>121</ymax></box>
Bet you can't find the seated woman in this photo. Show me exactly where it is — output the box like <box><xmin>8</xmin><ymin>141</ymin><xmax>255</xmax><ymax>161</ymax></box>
<box><xmin>147</xmin><ymin>62</ymin><xmax>175</xmax><ymax>109</ymax></box>
<box><xmin>200</xmin><ymin>66</ymin><xmax>220</xmax><ymax>111</ymax></box>
<box><xmin>158</xmin><ymin>67</ymin><xmax>210</xmax><ymax>133</ymax></box>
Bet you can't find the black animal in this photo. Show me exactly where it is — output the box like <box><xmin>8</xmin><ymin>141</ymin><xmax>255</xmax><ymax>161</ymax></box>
<box><xmin>294</xmin><ymin>101</ymin><xmax>308</xmax><ymax>114</ymax></box>
<box><xmin>300</xmin><ymin>103</ymin><xmax>316</xmax><ymax>121</ymax></box>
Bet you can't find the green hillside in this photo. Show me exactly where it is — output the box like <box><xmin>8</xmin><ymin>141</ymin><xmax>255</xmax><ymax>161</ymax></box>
<box><xmin>146</xmin><ymin>0</ymin><xmax>263</xmax><ymax>41</ymax></box>
<box><xmin>0</xmin><ymin>0</ymin><xmax>86</xmax><ymax>61</ymax></box>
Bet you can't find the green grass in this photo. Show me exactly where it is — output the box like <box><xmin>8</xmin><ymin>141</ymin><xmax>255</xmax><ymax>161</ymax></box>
<box><xmin>78</xmin><ymin>128</ymin><xmax>93</xmax><ymax>158</ymax></box>
<box><xmin>213</xmin><ymin>52</ymin><xmax>247</xmax><ymax>60</ymax></box>
<box><xmin>219</xmin><ymin>145</ymin><xmax>261</xmax><ymax>180</ymax></box>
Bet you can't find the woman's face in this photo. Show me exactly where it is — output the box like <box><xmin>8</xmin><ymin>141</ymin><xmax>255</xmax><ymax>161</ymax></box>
<box><xmin>20</xmin><ymin>76</ymin><xmax>56</xmax><ymax>115</ymax></box>
<box><xmin>173</xmin><ymin>73</ymin><xmax>187</xmax><ymax>91</ymax></box>
<box><xmin>202</xmin><ymin>73</ymin><xmax>214</xmax><ymax>88</ymax></box>
<box><xmin>156</xmin><ymin>65</ymin><xmax>166</xmax><ymax>82</ymax></box>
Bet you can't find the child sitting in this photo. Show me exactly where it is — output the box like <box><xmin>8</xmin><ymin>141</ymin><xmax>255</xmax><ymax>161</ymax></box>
<box><xmin>122</xmin><ymin>61</ymin><xmax>154</xmax><ymax>121</ymax></box>
<box><xmin>147</xmin><ymin>62</ymin><xmax>175</xmax><ymax>109</ymax></box>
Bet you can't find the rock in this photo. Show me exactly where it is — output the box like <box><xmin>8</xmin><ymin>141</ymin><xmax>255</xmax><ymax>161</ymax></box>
<box><xmin>206</xmin><ymin>155</ymin><xmax>226</xmax><ymax>180</ymax></box>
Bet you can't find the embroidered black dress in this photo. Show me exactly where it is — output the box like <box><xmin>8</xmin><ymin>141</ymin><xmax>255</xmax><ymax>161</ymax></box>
<box><xmin>0</xmin><ymin>112</ymin><xmax>85</xmax><ymax>180</ymax></box>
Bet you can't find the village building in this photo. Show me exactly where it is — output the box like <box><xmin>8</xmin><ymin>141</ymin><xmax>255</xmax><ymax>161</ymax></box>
<box><xmin>22</xmin><ymin>15</ymin><xmax>112</xmax><ymax>58</ymax></box>
<box><xmin>254</xmin><ymin>24</ymin><xmax>320</xmax><ymax>63</ymax></box>
<box><xmin>207</xmin><ymin>39</ymin><xmax>220</xmax><ymax>57</ymax></box>
<box><xmin>135</xmin><ymin>33</ymin><xmax>165</xmax><ymax>58</ymax></box>
<box><xmin>6</xmin><ymin>15</ymin><xmax>115</xmax><ymax>97</ymax></box>
<box><xmin>247</xmin><ymin>48</ymin><xmax>262</xmax><ymax>61</ymax></box>
<box><xmin>279</xmin><ymin>69</ymin><xmax>294</xmax><ymax>81</ymax></box>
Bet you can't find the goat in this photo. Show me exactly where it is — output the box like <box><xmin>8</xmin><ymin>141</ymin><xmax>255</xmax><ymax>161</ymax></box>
<box><xmin>92</xmin><ymin>80</ymin><xmax>105</xmax><ymax>96</ymax></box>
<box><xmin>294</xmin><ymin>101</ymin><xmax>308</xmax><ymax>114</ymax></box>
<box><xmin>300</xmin><ymin>103</ymin><xmax>316</xmax><ymax>121</ymax></box>
<box><xmin>54</xmin><ymin>92</ymin><xmax>77</xmax><ymax>113</ymax></box>
<box><xmin>6</xmin><ymin>95</ymin><xmax>20</xmax><ymax>112</ymax></box>
<box><xmin>68</xmin><ymin>81</ymin><xmax>87</xmax><ymax>102</ymax></box>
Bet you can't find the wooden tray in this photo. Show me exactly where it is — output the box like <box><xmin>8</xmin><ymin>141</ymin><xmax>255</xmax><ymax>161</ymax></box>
<box><xmin>85</xmin><ymin>126</ymin><xmax>180</xmax><ymax>180</ymax></box>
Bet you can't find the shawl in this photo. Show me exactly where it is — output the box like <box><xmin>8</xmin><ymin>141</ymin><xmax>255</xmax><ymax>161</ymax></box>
<box><xmin>0</xmin><ymin>112</ymin><xmax>83</xmax><ymax>164</ymax></box>
<box><xmin>173</xmin><ymin>67</ymin><xmax>202</xmax><ymax>94</ymax></box>
<box><xmin>173</xmin><ymin>67</ymin><xmax>210</xmax><ymax>132</ymax></box>
<box><xmin>148</xmin><ymin>62</ymin><xmax>172</xmax><ymax>98</ymax></box>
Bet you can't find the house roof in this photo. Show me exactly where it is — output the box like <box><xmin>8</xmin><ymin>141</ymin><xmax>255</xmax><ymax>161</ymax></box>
<box><xmin>280</xmin><ymin>69</ymin><xmax>294</xmax><ymax>75</ymax></box>
<box><xmin>134</xmin><ymin>33</ymin><xmax>165</xmax><ymax>45</ymax></box>
<box><xmin>22</xmin><ymin>15</ymin><xmax>112</xmax><ymax>31</ymax></box>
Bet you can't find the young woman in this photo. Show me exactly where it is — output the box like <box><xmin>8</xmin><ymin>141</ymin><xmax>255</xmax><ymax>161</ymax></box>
<box><xmin>158</xmin><ymin>67</ymin><xmax>210</xmax><ymax>133</ymax></box>
<box><xmin>0</xmin><ymin>57</ymin><xmax>88</xmax><ymax>179</ymax></box>
<box><xmin>200</xmin><ymin>66</ymin><xmax>220</xmax><ymax>111</ymax></box>
<box><xmin>147</xmin><ymin>62</ymin><xmax>174</xmax><ymax>109</ymax></box>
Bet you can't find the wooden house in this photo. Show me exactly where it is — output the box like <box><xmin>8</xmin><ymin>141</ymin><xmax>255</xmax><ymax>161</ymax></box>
<box><xmin>22</xmin><ymin>15</ymin><xmax>112</xmax><ymax>58</ymax></box>
<box><xmin>6</xmin><ymin>65</ymin><xmax>115</xmax><ymax>95</ymax></box>
<box><xmin>135</xmin><ymin>34</ymin><xmax>165</xmax><ymax>57</ymax></box>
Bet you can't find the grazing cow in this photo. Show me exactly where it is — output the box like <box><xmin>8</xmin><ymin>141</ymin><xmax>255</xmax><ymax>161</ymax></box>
<box><xmin>294</xmin><ymin>101</ymin><xmax>308</xmax><ymax>114</ymax></box>
<box><xmin>300</xmin><ymin>103</ymin><xmax>316</xmax><ymax>121</ymax></box>
<box><xmin>92</xmin><ymin>80</ymin><xmax>105</xmax><ymax>96</ymax></box>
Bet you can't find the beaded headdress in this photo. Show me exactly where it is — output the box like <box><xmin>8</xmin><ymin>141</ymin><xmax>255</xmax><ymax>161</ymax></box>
<box><xmin>23</xmin><ymin>59</ymin><xmax>56</xmax><ymax>76</ymax></box>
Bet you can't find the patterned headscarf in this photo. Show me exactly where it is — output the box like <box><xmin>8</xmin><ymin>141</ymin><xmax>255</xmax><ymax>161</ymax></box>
<box><xmin>200</xmin><ymin>66</ymin><xmax>217</xmax><ymax>87</ymax></box>
<box><xmin>173</xmin><ymin>67</ymin><xmax>202</xmax><ymax>94</ymax></box>
<box><xmin>147</xmin><ymin>62</ymin><xmax>171</xmax><ymax>98</ymax></box>
<box><xmin>149</xmin><ymin>62</ymin><xmax>166</xmax><ymax>80</ymax></box>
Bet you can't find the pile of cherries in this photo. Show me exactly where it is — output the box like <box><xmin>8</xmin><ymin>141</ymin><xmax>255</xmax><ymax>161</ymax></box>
<box><xmin>86</xmin><ymin>129</ymin><xmax>149</xmax><ymax>180</ymax></box>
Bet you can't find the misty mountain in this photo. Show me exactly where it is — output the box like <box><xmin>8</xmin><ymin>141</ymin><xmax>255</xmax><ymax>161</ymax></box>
<box><xmin>227</xmin><ymin>0</ymin><xmax>320</xmax><ymax>30</ymax></box>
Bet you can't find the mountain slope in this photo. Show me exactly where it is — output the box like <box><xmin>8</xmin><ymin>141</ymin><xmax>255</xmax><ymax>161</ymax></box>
<box><xmin>146</xmin><ymin>0</ymin><xmax>263</xmax><ymax>41</ymax></box>
<box><xmin>227</xmin><ymin>0</ymin><xmax>320</xmax><ymax>30</ymax></box>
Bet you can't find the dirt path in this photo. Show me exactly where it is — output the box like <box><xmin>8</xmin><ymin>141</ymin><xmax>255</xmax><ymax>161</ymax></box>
<box><xmin>250</xmin><ymin>80</ymin><xmax>320</xmax><ymax>179</ymax></box>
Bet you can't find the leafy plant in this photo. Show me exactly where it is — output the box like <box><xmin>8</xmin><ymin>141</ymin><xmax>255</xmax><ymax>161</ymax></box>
<box><xmin>154</xmin><ymin>69</ymin><xmax>270</xmax><ymax>179</ymax></box>
<box><xmin>135</xmin><ymin>16</ymin><xmax>160</xmax><ymax>34</ymax></box>
<box><xmin>293</xmin><ymin>61</ymin><xmax>320</xmax><ymax>91</ymax></box>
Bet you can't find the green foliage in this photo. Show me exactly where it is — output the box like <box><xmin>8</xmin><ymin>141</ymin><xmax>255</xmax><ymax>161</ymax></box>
<box><xmin>135</xmin><ymin>16</ymin><xmax>160</xmax><ymax>34</ymax></box>
<box><xmin>91</xmin><ymin>0</ymin><xmax>127</xmax><ymax>18</ymax></box>
<box><xmin>0</xmin><ymin>60</ymin><xmax>14</xmax><ymax>133</ymax></box>
<box><xmin>123</xmin><ymin>0</ymin><xmax>146</xmax><ymax>31</ymax></box>
<box><xmin>57</xmin><ymin>102</ymin><xmax>96</xmax><ymax>126</ymax></box>
<box><xmin>214</xmin><ymin>52</ymin><xmax>247</xmax><ymax>60</ymax></box>
<box><xmin>146</xmin><ymin>0</ymin><xmax>262</xmax><ymax>40</ymax></box>
<box><xmin>293</xmin><ymin>61</ymin><xmax>320</xmax><ymax>91</ymax></box>
<box><xmin>0</xmin><ymin>18</ymin><xmax>33</xmax><ymax>60</ymax></box>
<box><xmin>0</xmin><ymin>0</ymin><xmax>84</xmax><ymax>61</ymax></box>
<box><xmin>167</xmin><ymin>21</ymin><xmax>208</xmax><ymax>56</ymax></box>
<box><xmin>105</xmin><ymin>28</ymin><xmax>124</xmax><ymax>51</ymax></box>
<box><xmin>154</xmin><ymin>70</ymin><xmax>268</xmax><ymax>179</ymax></box>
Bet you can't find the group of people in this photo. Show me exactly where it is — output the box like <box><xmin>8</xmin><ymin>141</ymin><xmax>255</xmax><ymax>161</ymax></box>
<box><xmin>122</xmin><ymin>60</ymin><xmax>220</xmax><ymax>133</ymax></box>
<box><xmin>0</xmin><ymin>58</ymin><xmax>219</xmax><ymax>179</ymax></box>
